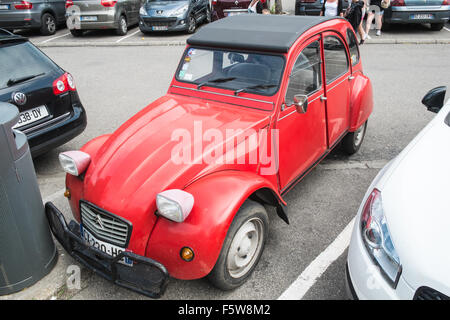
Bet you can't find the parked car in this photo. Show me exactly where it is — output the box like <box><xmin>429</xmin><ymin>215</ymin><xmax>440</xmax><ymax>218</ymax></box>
<box><xmin>382</xmin><ymin>0</ymin><xmax>450</xmax><ymax>31</ymax></box>
<box><xmin>346</xmin><ymin>87</ymin><xmax>449</xmax><ymax>300</ymax></box>
<box><xmin>138</xmin><ymin>0</ymin><xmax>210</xmax><ymax>34</ymax></box>
<box><xmin>211</xmin><ymin>0</ymin><xmax>249</xmax><ymax>20</ymax></box>
<box><xmin>0</xmin><ymin>0</ymin><xmax>66</xmax><ymax>35</ymax></box>
<box><xmin>0</xmin><ymin>29</ymin><xmax>86</xmax><ymax>157</ymax></box>
<box><xmin>45</xmin><ymin>15</ymin><xmax>373</xmax><ymax>298</ymax></box>
<box><xmin>65</xmin><ymin>0</ymin><xmax>142</xmax><ymax>36</ymax></box>
<box><xmin>295</xmin><ymin>0</ymin><xmax>349</xmax><ymax>16</ymax></box>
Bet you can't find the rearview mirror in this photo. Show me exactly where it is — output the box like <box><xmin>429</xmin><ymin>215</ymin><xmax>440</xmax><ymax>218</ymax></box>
<box><xmin>422</xmin><ymin>86</ymin><xmax>446</xmax><ymax>113</ymax></box>
<box><xmin>294</xmin><ymin>94</ymin><xmax>308</xmax><ymax>114</ymax></box>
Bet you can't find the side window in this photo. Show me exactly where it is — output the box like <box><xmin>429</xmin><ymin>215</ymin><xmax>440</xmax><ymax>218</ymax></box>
<box><xmin>346</xmin><ymin>28</ymin><xmax>360</xmax><ymax>66</ymax></box>
<box><xmin>323</xmin><ymin>35</ymin><xmax>349</xmax><ymax>84</ymax></box>
<box><xmin>285</xmin><ymin>40</ymin><xmax>322</xmax><ymax>106</ymax></box>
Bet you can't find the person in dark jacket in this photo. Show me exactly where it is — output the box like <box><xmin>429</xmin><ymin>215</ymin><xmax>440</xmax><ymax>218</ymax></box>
<box><xmin>320</xmin><ymin>0</ymin><xmax>345</xmax><ymax>17</ymax></box>
<box><xmin>345</xmin><ymin>0</ymin><xmax>367</xmax><ymax>44</ymax></box>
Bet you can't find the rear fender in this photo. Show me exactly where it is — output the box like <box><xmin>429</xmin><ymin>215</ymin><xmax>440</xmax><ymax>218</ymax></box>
<box><xmin>349</xmin><ymin>73</ymin><xmax>373</xmax><ymax>131</ymax></box>
<box><xmin>145</xmin><ymin>170</ymin><xmax>284</xmax><ymax>280</ymax></box>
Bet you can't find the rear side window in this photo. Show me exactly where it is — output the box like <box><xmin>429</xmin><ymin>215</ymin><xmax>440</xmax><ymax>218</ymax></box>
<box><xmin>0</xmin><ymin>41</ymin><xmax>59</xmax><ymax>90</ymax></box>
<box><xmin>346</xmin><ymin>28</ymin><xmax>360</xmax><ymax>66</ymax></box>
<box><xmin>323</xmin><ymin>35</ymin><xmax>349</xmax><ymax>84</ymax></box>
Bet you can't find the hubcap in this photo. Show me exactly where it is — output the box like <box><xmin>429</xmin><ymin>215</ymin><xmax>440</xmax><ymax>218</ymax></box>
<box><xmin>121</xmin><ymin>18</ymin><xmax>127</xmax><ymax>32</ymax></box>
<box><xmin>226</xmin><ymin>218</ymin><xmax>264</xmax><ymax>278</ymax></box>
<box><xmin>354</xmin><ymin>123</ymin><xmax>366</xmax><ymax>146</ymax></box>
<box><xmin>189</xmin><ymin>17</ymin><xmax>195</xmax><ymax>32</ymax></box>
<box><xmin>46</xmin><ymin>17</ymin><xmax>55</xmax><ymax>33</ymax></box>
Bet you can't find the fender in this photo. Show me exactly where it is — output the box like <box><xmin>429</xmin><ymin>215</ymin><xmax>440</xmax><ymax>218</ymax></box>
<box><xmin>145</xmin><ymin>170</ymin><xmax>285</xmax><ymax>280</ymax></box>
<box><xmin>349</xmin><ymin>72</ymin><xmax>373</xmax><ymax>132</ymax></box>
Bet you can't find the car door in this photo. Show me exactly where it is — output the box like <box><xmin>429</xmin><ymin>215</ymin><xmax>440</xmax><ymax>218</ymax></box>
<box><xmin>277</xmin><ymin>36</ymin><xmax>328</xmax><ymax>191</ymax></box>
<box><xmin>322</xmin><ymin>32</ymin><xmax>351</xmax><ymax>147</ymax></box>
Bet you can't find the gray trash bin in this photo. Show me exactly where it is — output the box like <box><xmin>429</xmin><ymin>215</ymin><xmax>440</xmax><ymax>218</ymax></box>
<box><xmin>0</xmin><ymin>102</ymin><xmax>57</xmax><ymax>295</ymax></box>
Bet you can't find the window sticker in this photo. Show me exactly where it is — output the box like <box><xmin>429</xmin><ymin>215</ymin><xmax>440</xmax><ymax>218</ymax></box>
<box><xmin>184</xmin><ymin>73</ymin><xmax>193</xmax><ymax>81</ymax></box>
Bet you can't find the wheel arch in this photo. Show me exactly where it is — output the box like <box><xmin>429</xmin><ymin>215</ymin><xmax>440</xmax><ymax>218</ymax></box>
<box><xmin>349</xmin><ymin>72</ymin><xmax>373</xmax><ymax>132</ymax></box>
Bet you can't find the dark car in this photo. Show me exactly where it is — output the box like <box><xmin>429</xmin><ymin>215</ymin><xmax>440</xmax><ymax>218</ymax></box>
<box><xmin>295</xmin><ymin>0</ymin><xmax>348</xmax><ymax>16</ymax></box>
<box><xmin>383</xmin><ymin>0</ymin><xmax>449</xmax><ymax>31</ymax></box>
<box><xmin>0</xmin><ymin>29</ymin><xmax>86</xmax><ymax>157</ymax></box>
<box><xmin>0</xmin><ymin>0</ymin><xmax>66</xmax><ymax>35</ymax></box>
<box><xmin>139</xmin><ymin>0</ymin><xmax>210</xmax><ymax>34</ymax></box>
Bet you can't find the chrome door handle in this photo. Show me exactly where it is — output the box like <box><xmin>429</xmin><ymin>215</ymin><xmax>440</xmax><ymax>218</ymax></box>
<box><xmin>320</xmin><ymin>96</ymin><xmax>327</xmax><ymax>101</ymax></box>
<box><xmin>348</xmin><ymin>76</ymin><xmax>355</xmax><ymax>81</ymax></box>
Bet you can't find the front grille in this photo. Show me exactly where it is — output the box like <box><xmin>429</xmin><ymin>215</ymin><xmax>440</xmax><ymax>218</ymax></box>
<box><xmin>80</xmin><ymin>201</ymin><xmax>131</xmax><ymax>247</ymax></box>
<box><xmin>142</xmin><ymin>18</ymin><xmax>177</xmax><ymax>27</ymax></box>
<box><xmin>414</xmin><ymin>287</ymin><xmax>449</xmax><ymax>300</ymax></box>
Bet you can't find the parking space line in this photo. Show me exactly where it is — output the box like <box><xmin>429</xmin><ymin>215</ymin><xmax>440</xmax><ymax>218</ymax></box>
<box><xmin>40</xmin><ymin>32</ymin><xmax>71</xmax><ymax>44</ymax></box>
<box><xmin>444</xmin><ymin>27</ymin><xmax>450</xmax><ymax>33</ymax></box>
<box><xmin>116</xmin><ymin>29</ymin><xmax>141</xmax><ymax>43</ymax></box>
<box><xmin>278</xmin><ymin>217</ymin><xmax>356</xmax><ymax>300</ymax></box>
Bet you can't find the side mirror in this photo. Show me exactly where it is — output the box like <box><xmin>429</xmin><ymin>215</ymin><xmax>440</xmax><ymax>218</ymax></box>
<box><xmin>294</xmin><ymin>94</ymin><xmax>308</xmax><ymax>114</ymax></box>
<box><xmin>422</xmin><ymin>86</ymin><xmax>446</xmax><ymax>113</ymax></box>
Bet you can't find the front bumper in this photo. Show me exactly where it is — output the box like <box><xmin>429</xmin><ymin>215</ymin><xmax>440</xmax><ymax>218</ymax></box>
<box><xmin>45</xmin><ymin>202</ymin><xmax>169</xmax><ymax>298</ymax></box>
<box><xmin>138</xmin><ymin>16</ymin><xmax>188</xmax><ymax>32</ymax></box>
<box><xmin>384</xmin><ymin>6</ymin><xmax>450</xmax><ymax>24</ymax></box>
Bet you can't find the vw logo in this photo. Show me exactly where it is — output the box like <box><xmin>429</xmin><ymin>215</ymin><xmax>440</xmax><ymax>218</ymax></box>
<box><xmin>12</xmin><ymin>92</ymin><xmax>27</xmax><ymax>106</ymax></box>
<box><xmin>95</xmin><ymin>214</ymin><xmax>105</xmax><ymax>230</ymax></box>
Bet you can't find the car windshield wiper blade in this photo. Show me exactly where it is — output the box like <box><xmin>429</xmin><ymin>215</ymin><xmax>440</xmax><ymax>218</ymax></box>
<box><xmin>234</xmin><ymin>83</ymin><xmax>278</xmax><ymax>96</ymax></box>
<box><xmin>197</xmin><ymin>77</ymin><xmax>236</xmax><ymax>90</ymax></box>
<box><xmin>7</xmin><ymin>72</ymin><xmax>45</xmax><ymax>86</ymax></box>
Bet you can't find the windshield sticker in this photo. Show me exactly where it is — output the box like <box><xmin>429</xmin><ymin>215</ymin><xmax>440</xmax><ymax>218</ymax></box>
<box><xmin>184</xmin><ymin>56</ymin><xmax>191</xmax><ymax>62</ymax></box>
<box><xmin>183</xmin><ymin>73</ymin><xmax>193</xmax><ymax>81</ymax></box>
<box><xmin>182</xmin><ymin>63</ymin><xmax>189</xmax><ymax>71</ymax></box>
<box><xmin>179</xmin><ymin>70</ymin><xmax>186</xmax><ymax>79</ymax></box>
<box><xmin>187</xmin><ymin>48</ymin><xmax>196</xmax><ymax>56</ymax></box>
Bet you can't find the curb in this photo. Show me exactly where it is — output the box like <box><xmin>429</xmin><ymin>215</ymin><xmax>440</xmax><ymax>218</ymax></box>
<box><xmin>35</xmin><ymin>38</ymin><xmax>450</xmax><ymax>48</ymax></box>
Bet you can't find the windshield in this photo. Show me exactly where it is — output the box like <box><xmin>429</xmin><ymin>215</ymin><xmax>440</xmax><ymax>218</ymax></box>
<box><xmin>176</xmin><ymin>47</ymin><xmax>285</xmax><ymax>96</ymax></box>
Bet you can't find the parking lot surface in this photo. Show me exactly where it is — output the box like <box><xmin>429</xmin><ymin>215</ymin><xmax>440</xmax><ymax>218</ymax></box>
<box><xmin>5</xmin><ymin>41</ymin><xmax>441</xmax><ymax>300</ymax></box>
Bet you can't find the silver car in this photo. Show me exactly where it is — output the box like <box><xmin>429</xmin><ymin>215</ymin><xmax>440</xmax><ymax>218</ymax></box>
<box><xmin>0</xmin><ymin>0</ymin><xmax>66</xmax><ymax>35</ymax></box>
<box><xmin>66</xmin><ymin>0</ymin><xmax>142</xmax><ymax>36</ymax></box>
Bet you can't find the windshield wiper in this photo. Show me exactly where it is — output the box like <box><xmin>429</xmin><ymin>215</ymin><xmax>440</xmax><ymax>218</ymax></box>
<box><xmin>197</xmin><ymin>77</ymin><xmax>236</xmax><ymax>90</ymax></box>
<box><xmin>234</xmin><ymin>83</ymin><xmax>278</xmax><ymax>96</ymax></box>
<box><xmin>7</xmin><ymin>72</ymin><xmax>45</xmax><ymax>87</ymax></box>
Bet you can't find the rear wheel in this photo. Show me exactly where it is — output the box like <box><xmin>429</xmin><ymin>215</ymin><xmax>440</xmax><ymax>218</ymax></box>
<box><xmin>70</xmin><ymin>29</ymin><xmax>84</xmax><ymax>37</ymax></box>
<box><xmin>40</xmin><ymin>13</ymin><xmax>56</xmax><ymax>36</ymax></box>
<box><xmin>430</xmin><ymin>23</ymin><xmax>444</xmax><ymax>31</ymax></box>
<box><xmin>342</xmin><ymin>121</ymin><xmax>367</xmax><ymax>155</ymax></box>
<box><xmin>116</xmin><ymin>15</ymin><xmax>127</xmax><ymax>36</ymax></box>
<box><xmin>207</xmin><ymin>200</ymin><xmax>268</xmax><ymax>290</ymax></box>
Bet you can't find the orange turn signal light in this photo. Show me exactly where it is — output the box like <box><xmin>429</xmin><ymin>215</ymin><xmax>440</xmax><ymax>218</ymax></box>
<box><xmin>180</xmin><ymin>247</ymin><xmax>194</xmax><ymax>262</ymax></box>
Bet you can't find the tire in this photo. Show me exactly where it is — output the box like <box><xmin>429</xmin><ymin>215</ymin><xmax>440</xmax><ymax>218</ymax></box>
<box><xmin>187</xmin><ymin>14</ymin><xmax>196</xmax><ymax>34</ymax></box>
<box><xmin>430</xmin><ymin>23</ymin><xmax>444</xmax><ymax>31</ymax></box>
<box><xmin>207</xmin><ymin>200</ymin><xmax>269</xmax><ymax>291</ymax></box>
<box><xmin>70</xmin><ymin>29</ymin><xmax>84</xmax><ymax>37</ymax></box>
<box><xmin>341</xmin><ymin>121</ymin><xmax>367</xmax><ymax>155</ymax></box>
<box><xmin>40</xmin><ymin>13</ymin><xmax>56</xmax><ymax>36</ymax></box>
<box><xmin>116</xmin><ymin>15</ymin><xmax>127</xmax><ymax>36</ymax></box>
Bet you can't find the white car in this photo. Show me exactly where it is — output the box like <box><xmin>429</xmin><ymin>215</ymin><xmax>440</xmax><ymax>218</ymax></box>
<box><xmin>346</xmin><ymin>86</ymin><xmax>449</xmax><ymax>300</ymax></box>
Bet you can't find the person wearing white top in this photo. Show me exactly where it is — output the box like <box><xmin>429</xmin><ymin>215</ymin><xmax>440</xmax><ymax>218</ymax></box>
<box><xmin>248</xmin><ymin>0</ymin><xmax>263</xmax><ymax>13</ymax></box>
<box><xmin>319</xmin><ymin>0</ymin><xmax>344</xmax><ymax>17</ymax></box>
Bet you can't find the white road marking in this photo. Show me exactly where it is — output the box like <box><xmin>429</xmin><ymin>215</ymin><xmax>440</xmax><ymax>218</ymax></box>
<box><xmin>40</xmin><ymin>32</ymin><xmax>71</xmax><ymax>44</ymax></box>
<box><xmin>42</xmin><ymin>188</ymin><xmax>66</xmax><ymax>204</ymax></box>
<box><xmin>444</xmin><ymin>27</ymin><xmax>450</xmax><ymax>33</ymax></box>
<box><xmin>116</xmin><ymin>29</ymin><xmax>141</xmax><ymax>43</ymax></box>
<box><xmin>278</xmin><ymin>217</ymin><xmax>356</xmax><ymax>300</ymax></box>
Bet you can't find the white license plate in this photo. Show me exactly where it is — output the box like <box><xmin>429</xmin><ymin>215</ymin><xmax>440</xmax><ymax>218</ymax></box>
<box><xmin>226</xmin><ymin>11</ymin><xmax>246</xmax><ymax>16</ymax></box>
<box><xmin>152</xmin><ymin>26</ymin><xmax>168</xmax><ymax>31</ymax></box>
<box><xmin>80</xmin><ymin>16</ymin><xmax>97</xmax><ymax>21</ymax></box>
<box><xmin>0</xmin><ymin>4</ymin><xmax>9</xmax><ymax>10</ymax></box>
<box><xmin>80</xmin><ymin>225</ymin><xmax>133</xmax><ymax>267</ymax></box>
<box><xmin>411</xmin><ymin>14</ymin><xmax>433</xmax><ymax>19</ymax></box>
<box><xmin>13</xmin><ymin>105</ymin><xmax>49</xmax><ymax>129</ymax></box>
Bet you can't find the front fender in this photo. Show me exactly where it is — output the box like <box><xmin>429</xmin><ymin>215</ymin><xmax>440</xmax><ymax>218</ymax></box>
<box><xmin>349</xmin><ymin>73</ymin><xmax>373</xmax><ymax>131</ymax></box>
<box><xmin>145</xmin><ymin>170</ymin><xmax>282</xmax><ymax>280</ymax></box>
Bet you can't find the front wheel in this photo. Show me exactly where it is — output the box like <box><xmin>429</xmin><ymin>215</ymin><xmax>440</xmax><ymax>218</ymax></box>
<box><xmin>207</xmin><ymin>200</ymin><xmax>268</xmax><ymax>290</ymax></box>
<box><xmin>341</xmin><ymin>121</ymin><xmax>367</xmax><ymax>155</ymax></box>
<box><xmin>187</xmin><ymin>14</ymin><xmax>196</xmax><ymax>34</ymax></box>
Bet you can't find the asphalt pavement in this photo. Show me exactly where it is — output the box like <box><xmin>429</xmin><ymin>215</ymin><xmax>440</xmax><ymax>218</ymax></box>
<box><xmin>1</xmin><ymin>26</ymin><xmax>450</xmax><ymax>301</ymax></box>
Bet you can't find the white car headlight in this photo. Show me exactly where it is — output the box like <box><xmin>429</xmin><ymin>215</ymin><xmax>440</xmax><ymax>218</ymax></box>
<box><xmin>139</xmin><ymin>6</ymin><xmax>147</xmax><ymax>15</ymax></box>
<box><xmin>171</xmin><ymin>4</ymin><xmax>188</xmax><ymax>16</ymax></box>
<box><xmin>59</xmin><ymin>151</ymin><xmax>91</xmax><ymax>176</ymax></box>
<box><xmin>361</xmin><ymin>189</ymin><xmax>402</xmax><ymax>287</ymax></box>
<box><xmin>156</xmin><ymin>189</ymin><xmax>194</xmax><ymax>223</ymax></box>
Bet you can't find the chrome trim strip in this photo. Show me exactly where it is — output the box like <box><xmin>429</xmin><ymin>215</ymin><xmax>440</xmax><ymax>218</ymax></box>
<box><xmin>392</xmin><ymin>5</ymin><xmax>450</xmax><ymax>12</ymax></box>
<box><xmin>278</xmin><ymin>95</ymin><xmax>322</xmax><ymax>121</ymax></box>
<box><xmin>171</xmin><ymin>85</ymin><xmax>275</xmax><ymax>106</ymax></box>
<box><xmin>22</xmin><ymin>112</ymin><xmax>71</xmax><ymax>135</ymax></box>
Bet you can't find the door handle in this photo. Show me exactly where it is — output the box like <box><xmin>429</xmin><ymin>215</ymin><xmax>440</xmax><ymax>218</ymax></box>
<box><xmin>320</xmin><ymin>96</ymin><xmax>327</xmax><ymax>101</ymax></box>
<box><xmin>348</xmin><ymin>76</ymin><xmax>355</xmax><ymax>81</ymax></box>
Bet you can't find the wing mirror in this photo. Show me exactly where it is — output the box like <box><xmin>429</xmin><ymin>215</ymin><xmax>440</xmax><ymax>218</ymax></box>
<box><xmin>422</xmin><ymin>86</ymin><xmax>446</xmax><ymax>113</ymax></box>
<box><xmin>293</xmin><ymin>94</ymin><xmax>308</xmax><ymax>114</ymax></box>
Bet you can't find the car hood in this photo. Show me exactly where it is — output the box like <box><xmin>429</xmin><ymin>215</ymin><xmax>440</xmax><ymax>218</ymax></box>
<box><xmin>144</xmin><ymin>0</ymin><xmax>188</xmax><ymax>12</ymax></box>
<box><xmin>378</xmin><ymin>100</ymin><xmax>450</xmax><ymax>294</ymax></box>
<box><xmin>82</xmin><ymin>94</ymin><xmax>271</xmax><ymax>254</ymax></box>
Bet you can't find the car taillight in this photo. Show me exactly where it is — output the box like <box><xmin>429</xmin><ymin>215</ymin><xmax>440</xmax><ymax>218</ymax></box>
<box><xmin>391</xmin><ymin>0</ymin><xmax>405</xmax><ymax>5</ymax></box>
<box><xmin>442</xmin><ymin>0</ymin><xmax>448</xmax><ymax>5</ymax></box>
<box><xmin>101</xmin><ymin>0</ymin><xmax>117</xmax><ymax>7</ymax></box>
<box><xmin>65</xmin><ymin>0</ymin><xmax>74</xmax><ymax>8</ymax></box>
<box><xmin>14</xmin><ymin>1</ymin><xmax>32</xmax><ymax>9</ymax></box>
<box><xmin>211</xmin><ymin>0</ymin><xmax>217</xmax><ymax>5</ymax></box>
<box><xmin>53</xmin><ymin>73</ymin><xmax>76</xmax><ymax>95</ymax></box>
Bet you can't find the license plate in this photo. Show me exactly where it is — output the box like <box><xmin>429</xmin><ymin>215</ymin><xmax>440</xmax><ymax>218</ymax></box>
<box><xmin>0</xmin><ymin>4</ymin><xmax>9</xmax><ymax>10</ymax></box>
<box><xmin>152</xmin><ymin>26</ymin><xmax>168</xmax><ymax>31</ymax></box>
<box><xmin>13</xmin><ymin>105</ymin><xmax>49</xmax><ymax>129</ymax></box>
<box><xmin>80</xmin><ymin>225</ymin><xmax>133</xmax><ymax>267</ymax></box>
<box><xmin>410</xmin><ymin>14</ymin><xmax>433</xmax><ymax>20</ymax></box>
<box><xmin>226</xmin><ymin>11</ymin><xmax>246</xmax><ymax>16</ymax></box>
<box><xmin>80</xmin><ymin>16</ymin><xmax>97</xmax><ymax>21</ymax></box>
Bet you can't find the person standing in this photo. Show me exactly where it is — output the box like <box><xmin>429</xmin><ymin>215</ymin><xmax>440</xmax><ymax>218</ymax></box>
<box><xmin>365</xmin><ymin>0</ymin><xmax>384</xmax><ymax>36</ymax></box>
<box><xmin>345</xmin><ymin>0</ymin><xmax>366</xmax><ymax>43</ymax></box>
<box><xmin>320</xmin><ymin>0</ymin><xmax>344</xmax><ymax>17</ymax></box>
<box><xmin>248</xmin><ymin>0</ymin><xmax>263</xmax><ymax>13</ymax></box>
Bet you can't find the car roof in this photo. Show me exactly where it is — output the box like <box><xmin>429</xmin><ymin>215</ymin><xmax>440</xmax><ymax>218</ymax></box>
<box><xmin>187</xmin><ymin>15</ymin><xmax>341</xmax><ymax>53</ymax></box>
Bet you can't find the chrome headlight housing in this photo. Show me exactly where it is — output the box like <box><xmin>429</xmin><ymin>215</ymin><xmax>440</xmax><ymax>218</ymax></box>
<box><xmin>156</xmin><ymin>189</ymin><xmax>194</xmax><ymax>223</ymax></box>
<box><xmin>59</xmin><ymin>151</ymin><xmax>91</xmax><ymax>176</ymax></box>
<box><xmin>139</xmin><ymin>6</ymin><xmax>147</xmax><ymax>15</ymax></box>
<box><xmin>360</xmin><ymin>189</ymin><xmax>402</xmax><ymax>287</ymax></box>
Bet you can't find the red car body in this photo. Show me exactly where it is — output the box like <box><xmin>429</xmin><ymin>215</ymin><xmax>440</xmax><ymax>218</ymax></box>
<box><xmin>46</xmin><ymin>15</ymin><xmax>373</xmax><ymax>298</ymax></box>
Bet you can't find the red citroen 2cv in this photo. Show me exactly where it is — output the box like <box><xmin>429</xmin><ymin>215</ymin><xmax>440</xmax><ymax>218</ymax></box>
<box><xmin>46</xmin><ymin>15</ymin><xmax>373</xmax><ymax>298</ymax></box>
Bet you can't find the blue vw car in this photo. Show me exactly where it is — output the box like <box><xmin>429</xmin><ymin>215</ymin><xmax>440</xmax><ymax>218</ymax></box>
<box><xmin>139</xmin><ymin>0</ymin><xmax>210</xmax><ymax>34</ymax></box>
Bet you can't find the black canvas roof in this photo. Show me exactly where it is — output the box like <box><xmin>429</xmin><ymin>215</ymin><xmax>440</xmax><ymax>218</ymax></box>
<box><xmin>187</xmin><ymin>15</ymin><xmax>339</xmax><ymax>53</ymax></box>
